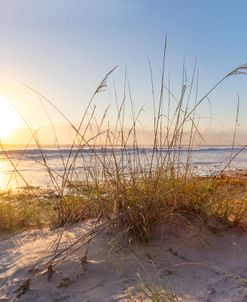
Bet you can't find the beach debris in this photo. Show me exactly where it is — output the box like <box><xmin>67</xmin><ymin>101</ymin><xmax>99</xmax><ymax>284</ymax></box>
<box><xmin>15</xmin><ymin>278</ymin><xmax>31</xmax><ymax>299</ymax></box>
<box><xmin>47</xmin><ymin>264</ymin><xmax>55</xmax><ymax>281</ymax></box>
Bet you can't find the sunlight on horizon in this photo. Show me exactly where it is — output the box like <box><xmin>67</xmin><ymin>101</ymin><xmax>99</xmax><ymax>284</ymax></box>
<box><xmin>0</xmin><ymin>96</ymin><xmax>23</xmax><ymax>140</ymax></box>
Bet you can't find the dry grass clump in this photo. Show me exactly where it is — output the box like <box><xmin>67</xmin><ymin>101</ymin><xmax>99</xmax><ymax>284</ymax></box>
<box><xmin>58</xmin><ymin>194</ymin><xmax>101</xmax><ymax>225</ymax></box>
<box><xmin>0</xmin><ymin>192</ymin><xmax>56</xmax><ymax>232</ymax></box>
<box><xmin>2</xmin><ymin>44</ymin><xmax>247</xmax><ymax>241</ymax></box>
<box><xmin>0</xmin><ymin>201</ymin><xmax>41</xmax><ymax>232</ymax></box>
<box><xmin>2</xmin><ymin>175</ymin><xmax>246</xmax><ymax>237</ymax></box>
<box><xmin>110</xmin><ymin>175</ymin><xmax>247</xmax><ymax>241</ymax></box>
<box><xmin>166</xmin><ymin>176</ymin><xmax>247</xmax><ymax>228</ymax></box>
<box><xmin>47</xmin><ymin>174</ymin><xmax>247</xmax><ymax>241</ymax></box>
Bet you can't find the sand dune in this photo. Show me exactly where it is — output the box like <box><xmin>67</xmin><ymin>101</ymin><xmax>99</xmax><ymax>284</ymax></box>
<box><xmin>1</xmin><ymin>222</ymin><xmax>247</xmax><ymax>301</ymax></box>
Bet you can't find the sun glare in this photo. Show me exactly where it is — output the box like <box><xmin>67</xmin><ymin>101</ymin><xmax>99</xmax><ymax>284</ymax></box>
<box><xmin>0</xmin><ymin>96</ymin><xmax>21</xmax><ymax>139</ymax></box>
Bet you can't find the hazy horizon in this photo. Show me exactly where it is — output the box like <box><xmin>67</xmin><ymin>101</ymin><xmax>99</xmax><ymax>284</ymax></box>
<box><xmin>2</xmin><ymin>123</ymin><xmax>247</xmax><ymax>147</ymax></box>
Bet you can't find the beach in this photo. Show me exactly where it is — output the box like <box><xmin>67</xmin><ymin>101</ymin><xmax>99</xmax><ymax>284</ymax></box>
<box><xmin>1</xmin><ymin>145</ymin><xmax>247</xmax><ymax>301</ymax></box>
<box><xmin>1</xmin><ymin>1</ymin><xmax>247</xmax><ymax>301</ymax></box>
<box><xmin>1</xmin><ymin>220</ymin><xmax>247</xmax><ymax>301</ymax></box>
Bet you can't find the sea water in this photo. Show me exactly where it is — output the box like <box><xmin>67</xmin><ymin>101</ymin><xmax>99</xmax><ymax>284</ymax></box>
<box><xmin>0</xmin><ymin>146</ymin><xmax>246</xmax><ymax>191</ymax></box>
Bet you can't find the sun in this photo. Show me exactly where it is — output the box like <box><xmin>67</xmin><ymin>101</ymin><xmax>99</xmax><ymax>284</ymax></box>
<box><xmin>0</xmin><ymin>96</ymin><xmax>22</xmax><ymax>139</ymax></box>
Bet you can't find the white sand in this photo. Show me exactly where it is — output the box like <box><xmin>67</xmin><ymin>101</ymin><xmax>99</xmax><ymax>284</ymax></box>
<box><xmin>1</xmin><ymin>221</ymin><xmax>247</xmax><ymax>301</ymax></box>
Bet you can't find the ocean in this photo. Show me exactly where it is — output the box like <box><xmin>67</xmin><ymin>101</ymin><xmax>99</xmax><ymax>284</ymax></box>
<box><xmin>0</xmin><ymin>146</ymin><xmax>246</xmax><ymax>191</ymax></box>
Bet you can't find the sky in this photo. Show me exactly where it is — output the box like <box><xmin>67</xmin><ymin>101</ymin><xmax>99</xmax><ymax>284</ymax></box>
<box><xmin>0</xmin><ymin>0</ymin><xmax>247</xmax><ymax>145</ymax></box>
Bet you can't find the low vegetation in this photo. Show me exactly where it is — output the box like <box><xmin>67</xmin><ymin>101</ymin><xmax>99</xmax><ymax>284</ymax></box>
<box><xmin>1</xmin><ymin>175</ymin><xmax>247</xmax><ymax>238</ymax></box>
<box><xmin>1</xmin><ymin>44</ymin><xmax>247</xmax><ymax>242</ymax></box>
<box><xmin>0</xmin><ymin>191</ymin><xmax>57</xmax><ymax>232</ymax></box>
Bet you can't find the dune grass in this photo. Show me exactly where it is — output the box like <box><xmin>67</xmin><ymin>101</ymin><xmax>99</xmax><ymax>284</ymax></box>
<box><xmin>0</xmin><ymin>191</ymin><xmax>57</xmax><ymax>232</ymax></box>
<box><xmin>1</xmin><ymin>175</ymin><xmax>247</xmax><ymax>237</ymax></box>
<box><xmin>1</xmin><ymin>43</ymin><xmax>247</xmax><ymax>241</ymax></box>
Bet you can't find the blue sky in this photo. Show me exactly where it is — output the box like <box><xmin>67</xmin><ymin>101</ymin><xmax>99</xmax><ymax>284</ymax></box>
<box><xmin>0</xmin><ymin>0</ymin><xmax>247</xmax><ymax>144</ymax></box>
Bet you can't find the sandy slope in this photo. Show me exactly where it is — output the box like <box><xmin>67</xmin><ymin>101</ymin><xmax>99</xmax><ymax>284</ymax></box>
<box><xmin>1</xmin><ymin>221</ymin><xmax>247</xmax><ymax>302</ymax></box>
